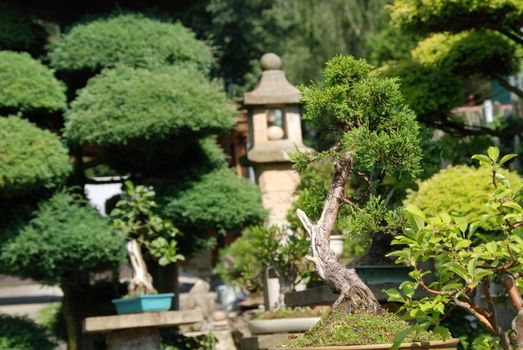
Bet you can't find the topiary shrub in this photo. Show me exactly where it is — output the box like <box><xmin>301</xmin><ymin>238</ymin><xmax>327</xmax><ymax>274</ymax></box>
<box><xmin>0</xmin><ymin>191</ymin><xmax>125</xmax><ymax>284</ymax></box>
<box><xmin>49</xmin><ymin>13</ymin><xmax>213</xmax><ymax>72</ymax></box>
<box><xmin>0</xmin><ymin>116</ymin><xmax>71</xmax><ymax>197</ymax></box>
<box><xmin>0</xmin><ymin>51</ymin><xmax>66</xmax><ymax>114</ymax></box>
<box><xmin>404</xmin><ymin>165</ymin><xmax>523</xmax><ymax>231</ymax></box>
<box><xmin>65</xmin><ymin>65</ymin><xmax>235</xmax><ymax>146</ymax></box>
<box><xmin>159</xmin><ymin>167</ymin><xmax>267</xmax><ymax>233</ymax></box>
<box><xmin>0</xmin><ymin>314</ymin><xmax>56</xmax><ymax>350</ymax></box>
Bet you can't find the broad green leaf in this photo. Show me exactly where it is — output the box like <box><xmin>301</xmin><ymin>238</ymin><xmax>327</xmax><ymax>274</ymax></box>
<box><xmin>446</xmin><ymin>262</ymin><xmax>469</xmax><ymax>281</ymax></box>
<box><xmin>487</xmin><ymin>146</ymin><xmax>499</xmax><ymax>162</ymax></box>
<box><xmin>471</xmin><ymin>154</ymin><xmax>492</xmax><ymax>164</ymax></box>
<box><xmin>454</xmin><ymin>216</ymin><xmax>468</xmax><ymax>233</ymax></box>
<box><xmin>391</xmin><ymin>326</ymin><xmax>415</xmax><ymax>350</ymax></box>
<box><xmin>454</xmin><ymin>239</ymin><xmax>471</xmax><ymax>250</ymax></box>
<box><xmin>385</xmin><ymin>288</ymin><xmax>405</xmax><ymax>303</ymax></box>
<box><xmin>499</xmin><ymin>153</ymin><xmax>517</xmax><ymax>165</ymax></box>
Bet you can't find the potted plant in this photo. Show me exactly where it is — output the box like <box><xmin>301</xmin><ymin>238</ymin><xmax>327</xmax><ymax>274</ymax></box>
<box><xmin>248</xmin><ymin>308</ymin><xmax>323</xmax><ymax>335</ymax></box>
<box><xmin>283</xmin><ymin>55</ymin><xmax>457</xmax><ymax>349</ymax></box>
<box><xmin>386</xmin><ymin>147</ymin><xmax>523</xmax><ymax>350</ymax></box>
<box><xmin>110</xmin><ymin>181</ymin><xmax>184</xmax><ymax>314</ymax></box>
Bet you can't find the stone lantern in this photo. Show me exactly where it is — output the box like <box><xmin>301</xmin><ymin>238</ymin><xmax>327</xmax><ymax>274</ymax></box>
<box><xmin>243</xmin><ymin>53</ymin><xmax>309</xmax><ymax>226</ymax></box>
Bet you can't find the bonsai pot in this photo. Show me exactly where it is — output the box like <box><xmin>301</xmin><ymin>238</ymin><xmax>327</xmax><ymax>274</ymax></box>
<box><xmin>112</xmin><ymin>293</ymin><xmax>175</xmax><ymax>314</ymax></box>
<box><xmin>248</xmin><ymin>317</ymin><xmax>320</xmax><ymax>334</ymax></box>
<box><xmin>270</xmin><ymin>338</ymin><xmax>459</xmax><ymax>349</ymax></box>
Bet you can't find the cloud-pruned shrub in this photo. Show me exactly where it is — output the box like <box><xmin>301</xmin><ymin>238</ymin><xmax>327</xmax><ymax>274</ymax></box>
<box><xmin>0</xmin><ymin>51</ymin><xmax>65</xmax><ymax>114</ymax></box>
<box><xmin>0</xmin><ymin>314</ymin><xmax>55</xmax><ymax>350</ymax></box>
<box><xmin>0</xmin><ymin>116</ymin><xmax>71</xmax><ymax>197</ymax></box>
<box><xmin>65</xmin><ymin>65</ymin><xmax>234</xmax><ymax>146</ymax></box>
<box><xmin>49</xmin><ymin>13</ymin><xmax>213</xmax><ymax>72</ymax></box>
<box><xmin>160</xmin><ymin>168</ymin><xmax>267</xmax><ymax>233</ymax></box>
<box><xmin>0</xmin><ymin>192</ymin><xmax>125</xmax><ymax>284</ymax></box>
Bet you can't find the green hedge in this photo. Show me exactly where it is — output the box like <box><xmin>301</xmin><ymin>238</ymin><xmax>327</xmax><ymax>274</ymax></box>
<box><xmin>0</xmin><ymin>192</ymin><xmax>126</xmax><ymax>284</ymax></box>
<box><xmin>0</xmin><ymin>314</ymin><xmax>55</xmax><ymax>350</ymax></box>
<box><xmin>404</xmin><ymin>165</ymin><xmax>523</xmax><ymax>231</ymax></box>
<box><xmin>160</xmin><ymin>168</ymin><xmax>266</xmax><ymax>233</ymax></box>
<box><xmin>49</xmin><ymin>13</ymin><xmax>213</xmax><ymax>72</ymax></box>
<box><xmin>0</xmin><ymin>51</ymin><xmax>66</xmax><ymax>113</ymax></box>
<box><xmin>65</xmin><ymin>65</ymin><xmax>235</xmax><ymax>146</ymax></box>
<box><xmin>0</xmin><ymin>116</ymin><xmax>71</xmax><ymax>196</ymax></box>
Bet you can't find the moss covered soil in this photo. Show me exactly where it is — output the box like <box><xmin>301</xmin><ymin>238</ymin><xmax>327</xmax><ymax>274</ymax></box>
<box><xmin>285</xmin><ymin>311</ymin><xmax>442</xmax><ymax>348</ymax></box>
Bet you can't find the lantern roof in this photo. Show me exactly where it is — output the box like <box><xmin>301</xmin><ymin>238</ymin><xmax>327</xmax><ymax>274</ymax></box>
<box><xmin>243</xmin><ymin>53</ymin><xmax>301</xmax><ymax>106</ymax></box>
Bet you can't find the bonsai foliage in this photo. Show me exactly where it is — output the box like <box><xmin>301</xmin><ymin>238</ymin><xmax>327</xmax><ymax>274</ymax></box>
<box><xmin>0</xmin><ymin>51</ymin><xmax>66</xmax><ymax>114</ymax></box>
<box><xmin>0</xmin><ymin>116</ymin><xmax>71</xmax><ymax>197</ymax></box>
<box><xmin>111</xmin><ymin>182</ymin><xmax>183</xmax><ymax>295</ymax></box>
<box><xmin>404</xmin><ymin>165</ymin><xmax>523</xmax><ymax>231</ymax></box>
<box><xmin>0</xmin><ymin>314</ymin><xmax>56</xmax><ymax>350</ymax></box>
<box><xmin>65</xmin><ymin>65</ymin><xmax>234</xmax><ymax>146</ymax></box>
<box><xmin>387</xmin><ymin>147</ymin><xmax>523</xmax><ymax>350</ymax></box>
<box><xmin>216</xmin><ymin>225</ymin><xmax>310</xmax><ymax>294</ymax></box>
<box><xmin>0</xmin><ymin>192</ymin><xmax>125</xmax><ymax>285</ymax></box>
<box><xmin>293</xmin><ymin>55</ymin><xmax>421</xmax><ymax>313</ymax></box>
<box><xmin>49</xmin><ymin>13</ymin><xmax>213</xmax><ymax>72</ymax></box>
<box><xmin>160</xmin><ymin>167</ymin><xmax>267</xmax><ymax>233</ymax></box>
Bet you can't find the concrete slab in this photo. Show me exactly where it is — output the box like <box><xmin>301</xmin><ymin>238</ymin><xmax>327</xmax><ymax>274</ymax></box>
<box><xmin>84</xmin><ymin>309</ymin><xmax>203</xmax><ymax>333</ymax></box>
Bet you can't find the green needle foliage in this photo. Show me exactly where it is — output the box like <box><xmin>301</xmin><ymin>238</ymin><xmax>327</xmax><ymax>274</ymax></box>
<box><xmin>0</xmin><ymin>116</ymin><xmax>71</xmax><ymax>197</ymax></box>
<box><xmin>404</xmin><ymin>165</ymin><xmax>523</xmax><ymax>231</ymax></box>
<box><xmin>0</xmin><ymin>51</ymin><xmax>66</xmax><ymax>114</ymax></box>
<box><xmin>49</xmin><ymin>13</ymin><xmax>213</xmax><ymax>72</ymax></box>
<box><xmin>0</xmin><ymin>192</ymin><xmax>125</xmax><ymax>285</ymax></box>
<box><xmin>160</xmin><ymin>167</ymin><xmax>266</xmax><ymax>233</ymax></box>
<box><xmin>0</xmin><ymin>314</ymin><xmax>56</xmax><ymax>350</ymax></box>
<box><xmin>65</xmin><ymin>65</ymin><xmax>235</xmax><ymax>146</ymax></box>
<box><xmin>388</xmin><ymin>147</ymin><xmax>523</xmax><ymax>348</ymax></box>
<box><xmin>296</xmin><ymin>55</ymin><xmax>421</xmax><ymax>176</ymax></box>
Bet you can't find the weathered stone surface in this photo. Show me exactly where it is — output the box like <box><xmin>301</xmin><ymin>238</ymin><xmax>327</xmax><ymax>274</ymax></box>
<box><xmin>244</xmin><ymin>54</ymin><xmax>300</xmax><ymax>106</ymax></box>
<box><xmin>83</xmin><ymin>309</ymin><xmax>203</xmax><ymax>333</ymax></box>
<box><xmin>241</xmin><ymin>333</ymin><xmax>297</xmax><ymax>350</ymax></box>
<box><xmin>181</xmin><ymin>279</ymin><xmax>215</xmax><ymax>331</ymax></box>
<box><xmin>106</xmin><ymin>328</ymin><xmax>160</xmax><ymax>350</ymax></box>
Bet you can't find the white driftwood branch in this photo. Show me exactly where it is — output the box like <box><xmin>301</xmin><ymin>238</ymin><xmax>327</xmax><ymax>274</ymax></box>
<box><xmin>296</xmin><ymin>157</ymin><xmax>380</xmax><ymax>313</ymax></box>
<box><xmin>126</xmin><ymin>239</ymin><xmax>156</xmax><ymax>295</ymax></box>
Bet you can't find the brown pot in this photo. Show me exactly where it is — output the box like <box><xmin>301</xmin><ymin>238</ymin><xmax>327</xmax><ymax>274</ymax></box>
<box><xmin>270</xmin><ymin>339</ymin><xmax>459</xmax><ymax>350</ymax></box>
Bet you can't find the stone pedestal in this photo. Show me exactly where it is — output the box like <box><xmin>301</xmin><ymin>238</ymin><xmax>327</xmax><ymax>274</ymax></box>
<box><xmin>83</xmin><ymin>309</ymin><xmax>203</xmax><ymax>350</ymax></box>
<box><xmin>240</xmin><ymin>333</ymin><xmax>298</xmax><ymax>350</ymax></box>
<box><xmin>255</xmin><ymin>163</ymin><xmax>300</xmax><ymax>226</ymax></box>
<box><xmin>106</xmin><ymin>328</ymin><xmax>160</xmax><ymax>350</ymax></box>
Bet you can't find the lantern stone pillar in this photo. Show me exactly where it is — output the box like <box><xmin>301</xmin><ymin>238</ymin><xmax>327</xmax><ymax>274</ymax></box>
<box><xmin>243</xmin><ymin>53</ymin><xmax>309</xmax><ymax>227</ymax></box>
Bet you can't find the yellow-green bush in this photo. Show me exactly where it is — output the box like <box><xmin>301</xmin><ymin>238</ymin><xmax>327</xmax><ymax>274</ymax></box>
<box><xmin>404</xmin><ymin>165</ymin><xmax>523</xmax><ymax>230</ymax></box>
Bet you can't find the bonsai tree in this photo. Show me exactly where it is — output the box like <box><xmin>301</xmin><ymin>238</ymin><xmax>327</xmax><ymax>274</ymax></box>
<box><xmin>292</xmin><ymin>55</ymin><xmax>422</xmax><ymax>313</ymax></box>
<box><xmin>111</xmin><ymin>182</ymin><xmax>184</xmax><ymax>296</ymax></box>
<box><xmin>388</xmin><ymin>147</ymin><xmax>523</xmax><ymax>349</ymax></box>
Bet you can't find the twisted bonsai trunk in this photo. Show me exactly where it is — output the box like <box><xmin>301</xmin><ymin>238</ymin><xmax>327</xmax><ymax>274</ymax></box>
<box><xmin>296</xmin><ymin>156</ymin><xmax>380</xmax><ymax>314</ymax></box>
<box><xmin>126</xmin><ymin>239</ymin><xmax>156</xmax><ymax>295</ymax></box>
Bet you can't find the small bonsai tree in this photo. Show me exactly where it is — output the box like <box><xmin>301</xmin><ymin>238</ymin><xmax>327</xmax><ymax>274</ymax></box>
<box><xmin>111</xmin><ymin>182</ymin><xmax>184</xmax><ymax>296</ymax></box>
<box><xmin>387</xmin><ymin>147</ymin><xmax>523</xmax><ymax>350</ymax></box>
<box><xmin>293</xmin><ymin>55</ymin><xmax>422</xmax><ymax>313</ymax></box>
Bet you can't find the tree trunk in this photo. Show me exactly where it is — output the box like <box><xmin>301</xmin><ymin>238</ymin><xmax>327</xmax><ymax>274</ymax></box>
<box><xmin>61</xmin><ymin>283</ymin><xmax>95</xmax><ymax>350</ymax></box>
<box><xmin>296</xmin><ymin>157</ymin><xmax>380</xmax><ymax>313</ymax></box>
<box><xmin>126</xmin><ymin>239</ymin><xmax>156</xmax><ymax>295</ymax></box>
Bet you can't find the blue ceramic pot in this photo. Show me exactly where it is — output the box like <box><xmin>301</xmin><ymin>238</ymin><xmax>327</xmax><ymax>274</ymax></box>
<box><xmin>112</xmin><ymin>293</ymin><xmax>175</xmax><ymax>314</ymax></box>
